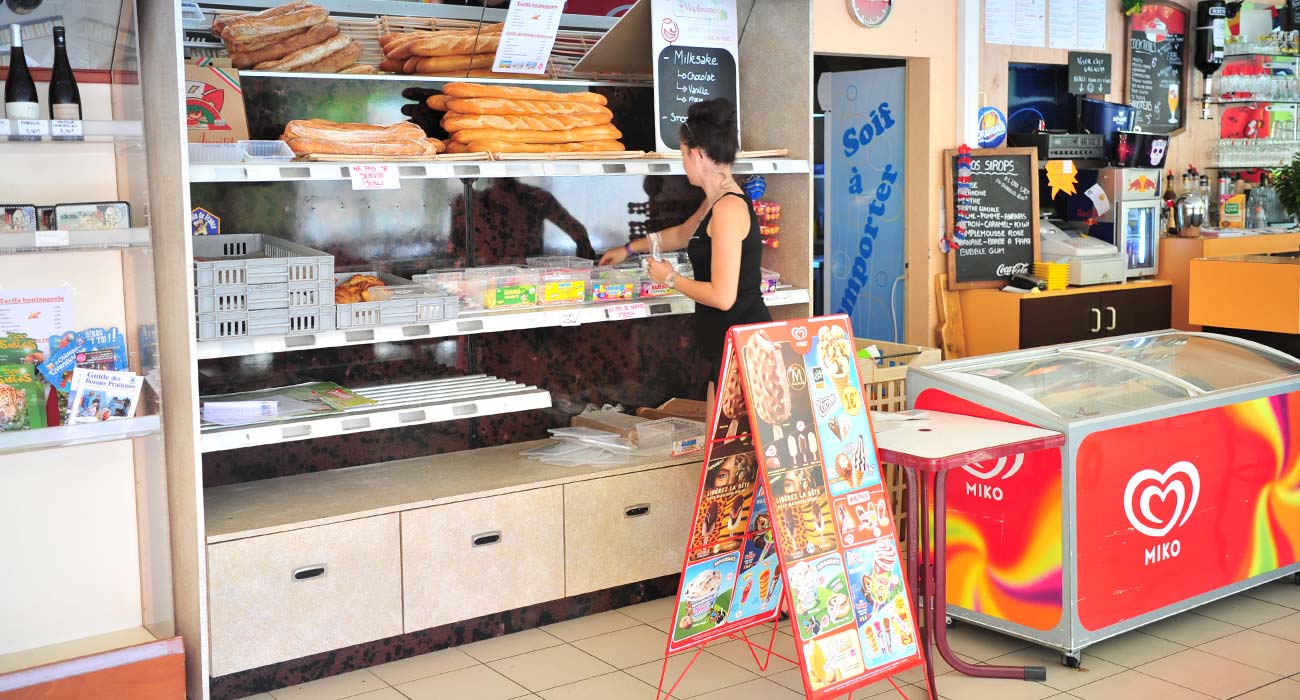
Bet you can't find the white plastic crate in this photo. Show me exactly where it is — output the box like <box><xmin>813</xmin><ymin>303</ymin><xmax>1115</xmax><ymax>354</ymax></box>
<box><xmin>239</xmin><ymin>140</ymin><xmax>295</xmax><ymax>162</ymax></box>
<box><xmin>188</xmin><ymin>142</ymin><xmax>246</xmax><ymax>164</ymax></box>
<box><xmin>334</xmin><ymin>271</ymin><xmax>455</xmax><ymax>329</ymax></box>
<box><xmin>525</xmin><ymin>255</ymin><xmax>595</xmax><ymax>269</ymax></box>
<box><xmin>193</xmin><ymin>234</ymin><xmax>334</xmax><ymax>289</ymax></box>
<box><xmin>196</xmin><ymin>305</ymin><xmax>336</xmax><ymax>340</ymax></box>
<box><xmin>195</xmin><ymin>280</ymin><xmax>333</xmax><ymax>314</ymax></box>
<box><xmin>636</xmin><ymin>417</ymin><xmax>706</xmax><ymax>456</ymax></box>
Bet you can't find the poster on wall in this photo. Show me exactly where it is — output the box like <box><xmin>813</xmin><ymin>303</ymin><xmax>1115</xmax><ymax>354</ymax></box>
<box><xmin>1124</xmin><ymin>1</ymin><xmax>1188</xmax><ymax>134</ymax></box>
<box><xmin>649</xmin><ymin>0</ymin><xmax>740</xmax><ymax>153</ymax></box>
<box><xmin>823</xmin><ymin>68</ymin><xmax>906</xmax><ymax>343</ymax></box>
<box><xmin>666</xmin><ymin>316</ymin><xmax>922</xmax><ymax>700</ymax></box>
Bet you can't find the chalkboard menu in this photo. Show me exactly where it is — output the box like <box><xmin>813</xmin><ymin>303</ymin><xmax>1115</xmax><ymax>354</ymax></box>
<box><xmin>1068</xmin><ymin>51</ymin><xmax>1112</xmax><ymax>95</ymax></box>
<box><xmin>945</xmin><ymin>148</ymin><xmax>1040</xmax><ymax>290</ymax></box>
<box><xmin>1124</xmin><ymin>1</ymin><xmax>1189</xmax><ymax>134</ymax></box>
<box><xmin>655</xmin><ymin>46</ymin><xmax>739</xmax><ymax>150</ymax></box>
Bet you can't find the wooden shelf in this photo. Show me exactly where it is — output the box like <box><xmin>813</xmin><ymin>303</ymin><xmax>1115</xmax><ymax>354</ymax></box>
<box><xmin>0</xmin><ymin>416</ymin><xmax>161</xmax><ymax>457</ymax></box>
<box><xmin>0</xmin><ymin>227</ymin><xmax>151</xmax><ymax>255</ymax></box>
<box><xmin>204</xmin><ymin>439</ymin><xmax>700</xmax><ymax>543</ymax></box>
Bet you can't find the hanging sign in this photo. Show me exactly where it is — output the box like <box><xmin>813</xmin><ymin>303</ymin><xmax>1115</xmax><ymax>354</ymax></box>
<box><xmin>1124</xmin><ymin>1</ymin><xmax>1189</xmax><ymax>134</ymax></box>
<box><xmin>944</xmin><ymin>147</ymin><xmax>1041</xmax><ymax>290</ymax></box>
<box><xmin>848</xmin><ymin>0</ymin><xmax>893</xmax><ymax>27</ymax></box>
<box><xmin>492</xmin><ymin>0</ymin><xmax>566</xmax><ymax>75</ymax></box>
<box><xmin>666</xmin><ymin>316</ymin><xmax>922</xmax><ymax>700</ymax></box>
<box><xmin>650</xmin><ymin>0</ymin><xmax>741</xmax><ymax>153</ymax></box>
<box><xmin>1068</xmin><ymin>51</ymin><xmax>1113</xmax><ymax>95</ymax></box>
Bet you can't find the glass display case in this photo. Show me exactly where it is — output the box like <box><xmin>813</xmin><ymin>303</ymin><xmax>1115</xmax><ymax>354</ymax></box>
<box><xmin>905</xmin><ymin>331</ymin><xmax>1300</xmax><ymax>663</ymax></box>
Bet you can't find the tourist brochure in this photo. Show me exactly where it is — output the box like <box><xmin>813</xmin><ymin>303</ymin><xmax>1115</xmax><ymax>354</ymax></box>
<box><xmin>67</xmin><ymin>368</ymin><xmax>143</xmax><ymax>424</ymax></box>
<box><xmin>200</xmin><ymin>382</ymin><xmax>377</xmax><ymax>427</ymax></box>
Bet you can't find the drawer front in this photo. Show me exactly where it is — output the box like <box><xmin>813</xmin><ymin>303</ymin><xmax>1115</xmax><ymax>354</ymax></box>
<box><xmin>402</xmin><ymin>487</ymin><xmax>564</xmax><ymax>632</ymax></box>
<box><xmin>564</xmin><ymin>463</ymin><xmax>699</xmax><ymax>595</ymax></box>
<box><xmin>207</xmin><ymin>514</ymin><xmax>403</xmax><ymax>676</ymax></box>
<box><xmin>1019</xmin><ymin>293</ymin><xmax>1100</xmax><ymax>348</ymax></box>
<box><xmin>1105</xmin><ymin>285</ymin><xmax>1172</xmax><ymax>337</ymax></box>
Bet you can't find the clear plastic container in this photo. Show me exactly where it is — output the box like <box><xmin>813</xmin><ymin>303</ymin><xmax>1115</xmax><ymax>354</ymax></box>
<box><xmin>239</xmin><ymin>140</ymin><xmax>296</xmax><ymax>162</ymax></box>
<box><xmin>636</xmin><ymin>417</ymin><xmax>706</xmax><ymax>456</ymax></box>
<box><xmin>459</xmin><ymin>266</ymin><xmax>538</xmax><ymax>309</ymax></box>
<box><xmin>637</xmin><ymin>264</ymin><xmax>691</xmax><ymax>298</ymax></box>
<box><xmin>525</xmin><ymin>255</ymin><xmax>595</xmax><ymax>270</ymax></box>
<box><xmin>760</xmin><ymin>268</ymin><xmax>780</xmax><ymax>295</ymax></box>
<box><xmin>588</xmin><ymin>268</ymin><xmax>637</xmax><ymax>302</ymax></box>
<box><xmin>188</xmin><ymin>142</ymin><xmax>247</xmax><ymax>164</ymax></box>
<box><xmin>537</xmin><ymin>268</ymin><xmax>590</xmax><ymax>305</ymax></box>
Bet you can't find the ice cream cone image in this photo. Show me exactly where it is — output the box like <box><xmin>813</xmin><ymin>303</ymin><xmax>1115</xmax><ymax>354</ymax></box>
<box><xmin>759</xmin><ymin>569</ymin><xmax>772</xmax><ymax>602</ymax></box>
<box><xmin>817</xmin><ymin>325</ymin><xmax>854</xmax><ymax>393</ymax></box>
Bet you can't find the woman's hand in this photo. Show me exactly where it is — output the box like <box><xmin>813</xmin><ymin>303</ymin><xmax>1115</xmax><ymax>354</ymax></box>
<box><xmin>646</xmin><ymin>257</ymin><xmax>674</xmax><ymax>284</ymax></box>
<box><xmin>599</xmin><ymin>246</ymin><xmax>629</xmax><ymax>266</ymax></box>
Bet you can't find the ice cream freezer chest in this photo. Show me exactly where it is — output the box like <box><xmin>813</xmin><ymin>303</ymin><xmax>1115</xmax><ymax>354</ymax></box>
<box><xmin>903</xmin><ymin>331</ymin><xmax>1300</xmax><ymax>661</ymax></box>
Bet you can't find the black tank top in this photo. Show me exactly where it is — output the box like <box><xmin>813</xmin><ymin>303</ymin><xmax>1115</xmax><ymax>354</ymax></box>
<box><xmin>686</xmin><ymin>191</ymin><xmax>771</xmax><ymax>360</ymax></box>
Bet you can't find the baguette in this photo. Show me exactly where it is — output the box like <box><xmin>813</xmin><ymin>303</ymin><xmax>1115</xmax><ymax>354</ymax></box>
<box><xmin>445</xmin><ymin>97</ymin><xmax>614</xmax><ymax>118</ymax></box>
<box><xmin>212</xmin><ymin>1</ymin><xmax>310</xmax><ymax>36</ymax></box>
<box><xmin>339</xmin><ymin>64</ymin><xmax>379</xmax><ymax>75</ymax></box>
<box><xmin>254</xmin><ymin>33</ymin><xmax>352</xmax><ymax>71</ymax></box>
<box><xmin>228</xmin><ymin>21</ymin><xmax>339</xmax><ymax>69</ymax></box>
<box><xmin>295</xmin><ymin>40</ymin><xmax>363</xmax><ymax>74</ymax></box>
<box><xmin>222</xmin><ymin>6</ymin><xmax>328</xmax><ymax>43</ymax></box>
<box><xmin>427</xmin><ymin>95</ymin><xmax>453</xmax><ymax>111</ymax></box>
<box><xmin>407</xmin><ymin>53</ymin><xmax>495</xmax><ymax>74</ymax></box>
<box><xmin>460</xmin><ymin>68</ymin><xmax>552</xmax><ymax>79</ymax></box>
<box><xmin>379</xmin><ymin>57</ymin><xmax>405</xmax><ymax>73</ymax></box>
<box><xmin>228</xmin><ymin>26</ymin><xmax>309</xmax><ymax>54</ymax></box>
<box><xmin>385</xmin><ymin>23</ymin><xmax>504</xmax><ymax>61</ymax></box>
<box><xmin>442</xmin><ymin>112</ymin><xmax>613</xmax><ymax>131</ymax></box>
<box><xmin>285</xmin><ymin>137</ymin><xmax>444</xmax><ymax>157</ymax></box>
<box><xmin>443</xmin><ymin>82</ymin><xmax>607</xmax><ymax>106</ymax></box>
<box><xmin>449</xmin><ymin>125</ymin><xmax>622</xmax><ymax>144</ymax></box>
<box><xmin>463</xmin><ymin>139</ymin><xmax>624</xmax><ymax>154</ymax></box>
<box><xmin>283</xmin><ymin>119</ymin><xmax>428</xmax><ymax>144</ymax></box>
<box><xmin>408</xmin><ymin>33</ymin><xmax>501</xmax><ymax>58</ymax></box>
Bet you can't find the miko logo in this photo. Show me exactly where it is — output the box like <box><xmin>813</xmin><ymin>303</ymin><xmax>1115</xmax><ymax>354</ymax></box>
<box><xmin>961</xmin><ymin>454</ymin><xmax>1024</xmax><ymax>501</ymax></box>
<box><xmin>791</xmin><ymin>326</ymin><xmax>809</xmax><ymax>342</ymax></box>
<box><xmin>1123</xmin><ymin>461</ymin><xmax>1200</xmax><ymax>565</ymax></box>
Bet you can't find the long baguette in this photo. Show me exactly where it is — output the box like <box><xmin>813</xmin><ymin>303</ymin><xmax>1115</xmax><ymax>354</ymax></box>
<box><xmin>339</xmin><ymin>64</ymin><xmax>379</xmax><ymax>75</ymax></box>
<box><xmin>459</xmin><ymin>68</ymin><xmax>552</xmax><ymax>79</ymax></box>
<box><xmin>228</xmin><ymin>25</ymin><xmax>309</xmax><ymax>53</ymax></box>
<box><xmin>464</xmin><ymin>139</ymin><xmax>624</xmax><ymax>153</ymax></box>
<box><xmin>406</xmin><ymin>53</ymin><xmax>495</xmax><ymax>74</ymax></box>
<box><xmin>445</xmin><ymin>97</ymin><xmax>613</xmax><ymax>118</ymax></box>
<box><xmin>212</xmin><ymin>1</ymin><xmax>310</xmax><ymax>36</ymax></box>
<box><xmin>283</xmin><ymin>119</ymin><xmax>427</xmax><ymax>144</ymax></box>
<box><xmin>222</xmin><ymin>6</ymin><xmax>328</xmax><ymax>43</ymax></box>
<box><xmin>450</xmin><ymin>125</ymin><xmax>622</xmax><ymax>144</ymax></box>
<box><xmin>294</xmin><ymin>40</ymin><xmax>363</xmax><ymax>74</ymax></box>
<box><xmin>408</xmin><ymin>33</ymin><xmax>501</xmax><ymax>58</ymax></box>
<box><xmin>285</xmin><ymin>137</ymin><xmax>444</xmax><ymax>156</ymax></box>
<box><xmin>254</xmin><ymin>33</ymin><xmax>351</xmax><ymax>71</ymax></box>
<box><xmin>443</xmin><ymin>81</ymin><xmax>607</xmax><ymax>106</ymax></box>
<box><xmin>379</xmin><ymin>57</ymin><xmax>405</xmax><ymax>73</ymax></box>
<box><xmin>442</xmin><ymin>111</ymin><xmax>613</xmax><ymax>131</ymax></box>
<box><xmin>427</xmin><ymin>95</ymin><xmax>453</xmax><ymax>111</ymax></box>
<box><xmin>229</xmin><ymin>21</ymin><xmax>339</xmax><ymax>69</ymax></box>
<box><xmin>385</xmin><ymin>23</ymin><xmax>504</xmax><ymax>61</ymax></box>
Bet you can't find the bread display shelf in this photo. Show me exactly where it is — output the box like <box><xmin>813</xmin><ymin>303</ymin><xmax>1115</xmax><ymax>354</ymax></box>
<box><xmin>0</xmin><ymin>119</ymin><xmax>144</xmax><ymax>145</ymax></box>
<box><xmin>298</xmin><ymin>151</ymin><xmax>491</xmax><ymax>163</ymax></box>
<box><xmin>199</xmin><ymin>375</ymin><xmax>550</xmax><ymax>453</ymax></box>
<box><xmin>0</xmin><ymin>227</ymin><xmax>151</xmax><ymax>255</ymax></box>
<box><xmin>196</xmin><ymin>285</ymin><xmax>810</xmax><ymax>360</ymax></box>
<box><xmin>0</xmin><ymin>416</ymin><xmax>161</xmax><ymax>457</ymax></box>
<box><xmin>204</xmin><ymin>438</ymin><xmax>699</xmax><ymax>543</ymax></box>
<box><xmin>189</xmin><ymin>156</ymin><xmax>811</xmax><ymax>182</ymax></box>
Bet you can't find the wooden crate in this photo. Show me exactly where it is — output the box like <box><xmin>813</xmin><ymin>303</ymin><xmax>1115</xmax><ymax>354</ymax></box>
<box><xmin>856</xmin><ymin>338</ymin><xmax>941</xmax><ymax>549</ymax></box>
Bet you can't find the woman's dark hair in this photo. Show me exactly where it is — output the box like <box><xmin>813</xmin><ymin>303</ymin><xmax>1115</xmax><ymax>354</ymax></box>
<box><xmin>680</xmin><ymin>98</ymin><xmax>738</xmax><ymax>165</ymax></box>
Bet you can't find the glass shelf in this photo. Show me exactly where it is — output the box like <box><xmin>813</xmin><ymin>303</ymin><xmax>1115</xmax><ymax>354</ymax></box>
<box><xmin>0</xmin><ymin>120</ymin><xmax>144</xmax><ymax>144</ymax></box>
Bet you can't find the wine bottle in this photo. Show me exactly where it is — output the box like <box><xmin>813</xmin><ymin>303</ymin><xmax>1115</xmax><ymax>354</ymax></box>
<box><xmin>48</xmin><ymin>26</ymin><xmax>81</xmax><ymax>130</ymax></box>
<box><xmin>1194</xmin><ymin>1</ymin><xmax>1227</xmax><ymax>118</ymax></box>
<box><xmin>4</xmin><ymin>23</ymin><xmax>39</xmax><ymax>140</ymax></box>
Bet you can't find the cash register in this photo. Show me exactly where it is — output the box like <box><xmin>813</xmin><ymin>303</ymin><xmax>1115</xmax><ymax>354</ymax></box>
<box><xmin>1039</xmin><ymin>218</ymin><xmax>1127</xmax><ymax>286</ymax></box>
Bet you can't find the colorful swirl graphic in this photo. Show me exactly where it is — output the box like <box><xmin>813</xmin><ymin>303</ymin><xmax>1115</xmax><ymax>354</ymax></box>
<box><xmin>1227</xmin><ymin>394</ymin><xmax>1300</xmax><ymax>578</ymax></box>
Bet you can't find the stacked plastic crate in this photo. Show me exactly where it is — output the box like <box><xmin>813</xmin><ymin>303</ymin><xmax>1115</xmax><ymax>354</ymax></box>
<box><xmin>193</xmin><ymin>234</ymin><xmax>336</xmax><ymax>341</ymax></box>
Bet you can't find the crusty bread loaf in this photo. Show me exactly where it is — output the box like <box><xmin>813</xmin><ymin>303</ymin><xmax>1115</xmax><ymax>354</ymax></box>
<box><xmin>229</xmin><ymin>21</ymin><xmax>339</xmax><ymax>69</ymax></box>
<box><xmin>460</xmin><ymin>68</ymin><xmax>551</xmax><ymax>79</ymax></box>
<box><xmin>442</xmin><ymin>111</ymin><xmax>613</xmax><ymax>131</ymax></box>
<box><xmin>283</xmin><ymin>119</ymin><xmax>427</xmax><ymax>144</ymax></box>
<box><xmin>295</xmin><ymin>40</ymin><xmax>362</xmax><ymax>74</ymax></box>
<box><xmin>445</xmin><ymin>142</ymin><xmax>471</xmax><ymax>154</ymax></box>
<box><xmin>449</xmin><ymin>124</ymin><xmax>622</xmax><ymax>144</ymax></box>
<box><xmin>253</xmin><ymin>33</ymin><xmax>350</xmax><ymax>71</ymax></box>
<box><xmin>427</xmin><ymin>95</ymin><xmax>453</xmax><ymax>111</ymax></box>
<box><xmin>212</xmin><ymin>1</ymin><xmax>310</xmax><ymax>36</ymax></box>
<box><xmin>406</xmin><ymin>53</ymin><xmax>495</xmax><ymax>74</ymax></box>
<box><xmin>379</xmin><ymin>57</ymin><xmax>405</xmax><ymax>73</ymax></box>
<box><xmin>442</xmin><ymin>82</ymin><xmax>607</xmax><ymax>105</ymax></box>
<box><xmin>385</xmin><ymin>23</ymin><xmax>504</xmax><ymax>61</ymax></box>
<box><xmin>408</xmin><ymin>33</ymin><xmax>501</xmax><ymax>58</ymax></box>
<box><xmin>285</xmin><ymin>137</ymin><xmax>444</xmax><ymax>156</ymax></box>
<box><xmin>445</xmin><ymin>97</ymin><xmax>614</xmax><ymax>118</ymax></box>
<box><xmin>463</xmin><ymin>140</ymin><xmax>624</xmax><ymax>153</ymax></box>
<box><xmin>222</xmin><ymin>5</ymin><xmax>328</xmax><ymax>43</ymax></box>
<box><xmin>339</xmin><ymin>64</ymin><xmax>379</xmax><ymax>75</ymax></box>
<box><xmin>228</xmin><ymin>25</ymin><xmax>309</xmax><ymax>53</ymax></box>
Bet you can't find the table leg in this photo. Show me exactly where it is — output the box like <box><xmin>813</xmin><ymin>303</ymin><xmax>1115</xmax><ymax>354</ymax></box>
<box><xmin>931</xmin><ymin>469</ymin><xmax>1047</xmax><ymax>682</ymax></box>
<box><xmin>905</xmin><ymin>467</ymin><xmax>938</xmax><ymax>700</ymax></box>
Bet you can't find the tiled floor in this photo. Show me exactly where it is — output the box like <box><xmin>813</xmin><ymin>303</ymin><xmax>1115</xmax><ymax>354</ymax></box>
<box><xmin>246</xmin><ymin>578</ymin><xmax>1300</xmax><ymax>700</ymax></box>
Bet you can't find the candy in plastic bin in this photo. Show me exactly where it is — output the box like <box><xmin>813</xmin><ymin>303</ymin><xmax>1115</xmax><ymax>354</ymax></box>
<box><xmin>743</xmin><ymin>174</ymin><xmax>766</xmax><ymax>199</ymax></box>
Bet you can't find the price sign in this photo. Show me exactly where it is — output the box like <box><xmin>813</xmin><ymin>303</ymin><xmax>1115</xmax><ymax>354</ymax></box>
<box><xmin>349</xmin><ymin>164</ymin><xmax>401</xmax><ymax>190</ymax></box>
<box><xmin>16</xmin><ymin>120</ymin><xmax>49</xmax><ymax>138</ymax></box>
<box><xmin>34</xmin><ymin>230</ymin><xmax>70</xmax><ymax>248</ymax></box>
<box><xmin>50</xmin><ymin>120</ymin><xmax>84</xmax><ymax>139</ymax></box>
<box><xmin>0</xmin><ymin>119</ymin><xmax>9</xmax><ymax>137</ymax></box>
<box><xmin>559</xmin><ymin>310</ymin><xmax>581</xmax><ymax>327</ymax></box>
<box><xmin>606</xmin><ymin>303</ymin><xmax>649</xmax><ymax>321</ymax></box>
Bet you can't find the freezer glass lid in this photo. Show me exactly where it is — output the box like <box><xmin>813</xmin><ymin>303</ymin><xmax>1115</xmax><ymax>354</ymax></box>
<box><xmin>945</xmin><ymin>353</ymin><xmax>1193</xmax><ymax>420</ymax></box>
<box><xmin>1077</xmin><ymin>333</ymin><xmax>1300</xmax><ymax>391</ymax></box>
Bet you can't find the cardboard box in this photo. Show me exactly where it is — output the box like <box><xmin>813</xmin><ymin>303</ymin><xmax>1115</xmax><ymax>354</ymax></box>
<box><xmin>185</xmin><ymin>59</ymin><xmax>249</xmax><ymax>143</ymax></box>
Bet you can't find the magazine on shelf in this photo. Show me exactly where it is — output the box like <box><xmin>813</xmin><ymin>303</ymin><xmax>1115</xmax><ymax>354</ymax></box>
<box><xmin>200</xmin><ymin>382</ymin><xmax>377</xmax><ymax>427</ymax></box>
<box><xmin>67</xmin><ymin>368</ymin><xmax>143</xmax><ymax>424</ymax></box>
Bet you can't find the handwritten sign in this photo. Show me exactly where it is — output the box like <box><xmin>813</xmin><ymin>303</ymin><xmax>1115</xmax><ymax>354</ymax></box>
<box><xmin>1125</xmin><ymin>2</ymin><xmax>1188</xmax><ymax>134</ymax></box>
<box><xmin>34</xmin><ymin>230</ymin><xmax>70</xmax><ymax>248</ymax></box>
<box><xmin>606</xmin><ymin>303</ymin><xmax>648</xmax><ymax>321</ymax></box>
<box><xmin>50</xmin><ymin>119</ymin><xmax>84</xmax><ymax>139</ymax></box>
<box><xmin>1068</xmin><ymin>51</ymin><xmax>1112</xmax><ymax>95</ymax></box>
<box><xmin>559</xmin><ymin>310</ymin><xmax>581</xmax><ymax>327</ymax></box>
<box><xmin>650</xmin><ymin>0</ymin><xmax>740</xmax><ymax>152</ymax></box>
<box><xmin>492</xmin><ymin>0</ymin><xmax>565</xmax><ymax>75</ymax></box>
<box><xmin>349</xmin><ymin>164</ymin><xmax>400</xmax><ymax>191</ymax></box>
<box><xmin>16</xmin><ymin>120</ymin><xmax>48</xmax><ymax>138</ymax></box>
<box><xmin>945</xmin><ymin>147</ymin><xmax>1040</xmax><ymax>290</ymax></box>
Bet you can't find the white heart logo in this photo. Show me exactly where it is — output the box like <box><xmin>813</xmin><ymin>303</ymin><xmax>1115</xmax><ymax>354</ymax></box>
<box><xmin>961</xmin><ymin>454</ymin><xmax>1024</xmax><ymax>480</ymax></box>
<box><xmin>1123</xmin><ymin>461</ymin><xmax>1200</xmax><ymax>538</ymax></box>
<box><xmin>791</xmin><ymin>327</ymin><xmax>808</xmax><ymax>341</ymax></box>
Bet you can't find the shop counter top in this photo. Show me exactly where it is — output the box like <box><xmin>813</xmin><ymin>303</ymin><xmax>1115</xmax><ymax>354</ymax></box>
<box><xmin>204</xmin><ymin>440</ymin><xmax>700</xmax><ymax>543</ymax></box>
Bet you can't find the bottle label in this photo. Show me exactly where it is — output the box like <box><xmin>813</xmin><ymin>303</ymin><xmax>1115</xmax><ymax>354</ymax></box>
<box><xmin>52</xmin><ymin>104</ymin><xmax>80</xmax><ymax>120</ymax></box>
<box><xmin>5</xmin><ymin>101</ymin><xmax>39</xmax><ymax>120</ymax></box>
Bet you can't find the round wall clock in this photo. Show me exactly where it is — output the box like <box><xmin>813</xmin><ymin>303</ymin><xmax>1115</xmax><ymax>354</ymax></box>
<box><xmin>849</xmin><ymin>0</ymin><xmax>893</xmax><ymax>28</ymax></box>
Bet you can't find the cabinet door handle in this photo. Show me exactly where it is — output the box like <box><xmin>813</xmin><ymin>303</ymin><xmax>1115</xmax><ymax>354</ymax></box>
<box><xmin>292</xmin><ymin>565</ymin><xmax>326</xmax><ymax>582</ymax></box>
<box><xmin>471</xmin><ymin>531</ymin><xmax>502</xmax><ymax>547</ymax></box>
<box><xmin>1106</xmin><ymin>306</ymin><xmax>1117</xmax><ymax>331</ymax></box>
<box><xmin>1090</xmin><ymin>308</ymin><xmax>1102</xmax><ymax>333</ymax></box>
<box><xmin>625</xmin><ymin>503</ymin><xmax>651</xmax><ymax>518</ymax></box>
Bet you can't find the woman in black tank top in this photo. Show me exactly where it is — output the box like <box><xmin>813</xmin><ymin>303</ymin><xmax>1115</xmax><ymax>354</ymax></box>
<box><xmin>599</xmin><ymin>98</ymin><xmax>770</xmax><ymax>380</ymax></box>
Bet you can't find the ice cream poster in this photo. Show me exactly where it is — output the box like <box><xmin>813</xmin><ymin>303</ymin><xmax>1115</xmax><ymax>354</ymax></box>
<box><xmin>671</xmin><ymin>552</ymin><xmax>740</xmax><ymax>643</ymax></box>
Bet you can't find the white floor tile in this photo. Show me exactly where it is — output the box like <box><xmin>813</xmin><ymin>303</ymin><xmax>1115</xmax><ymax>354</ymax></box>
<box><xmin>345</xmin><ymin>690</ymin><xmax>405</xmax><ymax>700</ymax></box>
<box><xmin>647</xmin><ymin>618</ymin><xmax>674</xmax><ymax>633</ymax></box>
<box><xmin>706</xmin><ymin>631</ymin><xmax>799</xmax><ymax>677</ymax></box>
<box><xmin>571</xmin><ymin>624</ymin><xmax>674</xmax><ymax>669</ymax></box>
<box><xmin>1083</xmin><ymin>630</ymin><xmax>1185</xmax><ymax>668</ymax></box>
<box><xmin>1255</xmin><ymin>612</ymin><xmax>1300</xmax><ymax>645</ymax></box>
<box><xmin>1141</xmin><ymin>612</ymin><xmax>1242</xmax><ymax>647</ymax></box>
<box><xmin>462</xmin><ymin>628</ymin><xmax>565</xmax><ymax>663</ymax></box>
<box><xmin>626</xmin><ymin>650</ymin><xmax>757</xmax><ymax>698</ymax></box>
<box><xmin>1135</xmin><ymin>648</ymin><xmax>1279</xmax><ymax>700</ymax></box>
<box><xmin>929</xmin><ymin>672</ymin><xmax>1057</xmax><ymax>700</ymax></box>
<box><xmin>488</xmin><ymin>644</ymin><xmax>616</xmax><ymax>692</ymax></box>
<box><xmin>395</xmin><ymin>665</ymin><xmax>531</xmax><ymax>700</ymax></box>
<box><xmin>942</xmin><ymin>623</ymin><xmax>1031</xmax><ymax>662</ymax></box>
<box><xmin>1068</xmin><ymin>670</ymin><xmax>1215</xmax><ymax>700</ymax></box>
<box><xmin>1196</xmin><ymin>629</ymin><xmax>1300</xmax><ymax>676</ymax></box>
<box><xmin>541</xmin><ymin>610</ymin><xmax>641</xmax><ymax>642</ymax></box>
<box><xmin>367</xmin><ymin>647</ymin><xmax>479</xmax><ymax>685</ymax></box>
<box><xmin>620</xmin><ymin>597</ymin><xmax>679</xmax><ymax>623</ymax></box>
<box><xmin>1193</xmin><ymin>595</ymin><xmax>1293</xmax><ymax>628</ymax></box>
<box><xmin>690</xmin><ymin>677</ymin><xmax>805</xmax><ymax>700</ymax></box>
<box><xmin>984</xmin><ymin>645</ymin><xmax>1124</xmax><ymax>692</ymax></box>
<box><xmin>536</xmin><ymin>671</ymin><xmax>661</xmax><ymax>700</ymax></box>
<box><xmin>1231</xmin><ymin>677</ymin><xmax>1300</xmax><ymax>700</ymax></box>
<box><xmin>1241</xmin><ymin>579</ymin><xmax>1300</xmax><ymax>611</ymax></box>
<box><xmin>268</xmin><ymin>670</ymin><xmax>386</xmax><ymax>700</ymax></box>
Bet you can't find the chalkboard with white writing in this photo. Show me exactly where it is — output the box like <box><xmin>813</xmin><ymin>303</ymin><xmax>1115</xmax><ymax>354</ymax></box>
<box><xmin>1124</xmin><ymin>1</ymin><xmax>1188</xmax><ymax>134</ymax></box>
<box><xmin>1068</xmin><ymin>51</ymin><xmax>1112</xmax><ymax>95</ymax></box>
<box><xmin>655</xmin><ymin>45</ymin><xmax>738</xmax><ymax>151</ymax></box>
<box><xmin>945</xmin><ymin>147</ymin><xmax>1040</xmax><ymax>290</ymax></box>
